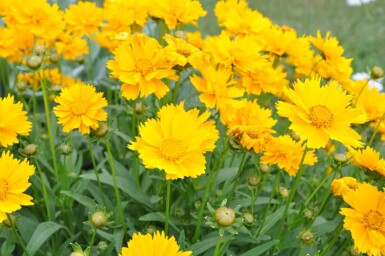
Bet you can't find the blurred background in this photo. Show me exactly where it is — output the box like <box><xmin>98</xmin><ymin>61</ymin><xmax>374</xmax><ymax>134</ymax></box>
<box><xmin>198</xmin><ymin>0</ymin><xmax>385</xmax><ymax>72</ymax></box>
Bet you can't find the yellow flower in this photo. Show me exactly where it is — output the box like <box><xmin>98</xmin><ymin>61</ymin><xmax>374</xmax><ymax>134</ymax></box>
<box><xmin>150</xmin><ymin>0</ymin><xmax>206</xmax><ymax>30</ymax></box>
<box><xmin>53</xmin><ymin>83</ymin><xmax>108</xmax><ymax>134</ymax></box>
<box><xmin>340</xmin><ymin>183</ymin><xmax>385</xmax><ymax>256</ymax></box>
<box><xmin>226</xmin><ymin>99</ymin><xmax>277</xmax><ymax>153</ymax></box>
<box><xmin>107</xmin><ymin>33</ymin><xmax>177</xmax><ymax>100</ymax></box>
<box><xmin>128</xmin><ymin>102</ymin><xmax>218</xmax><ymax>180</ymax></box>
<box><xmin>0</xmin><ymin>95</ymin><xmax>32</xmax><ymax>147</ymax></box>
<box><xmin>330</xmin><ymin>177</ymin><xmax>359</xmax><ymax>197</ymax></box>
<box><xmin>349</xmin><ymin>146</ymin><xmax>385</xmax><ymax>177</ymax></box>
<box><xmin>119</xmin><ymin>231</ymin><xmax>192</xmax><ymax>256</ymax></box>
<box><xmin>0</xmin><ymin>28</ymin><xmax>16</xmax><ymax>59</ymax></box>
<box><xmin>55</xmin><ymin>34</ymin><xmax>89</xmax><ymax>61</ymax></box>
<box><xmin>64</xmin><ymin>2</ymin><xmax>103</xmax><ymax>37</ymax></box>
<box><xmin>261</xmin><ymin>135</ymin><xmax>317</xmax><ymax>176</ymax></box>
<box><xmin>163</xmin><ymin>33</ymin><xmax>202</xmax><ymax>67</ymax></box>
<box><xmin>0</xmin><ymin>151</ymin><xmax>35</xmax><ymax>222</ymax></box>
<box><xmin>276</xmin><ymin>77</ymin><xmax>367</xmax><ymax>149</ymax></box>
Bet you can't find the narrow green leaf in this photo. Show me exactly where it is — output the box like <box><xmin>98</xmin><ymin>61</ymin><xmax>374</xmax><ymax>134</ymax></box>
<box><xmin>260</xmin><ymin>203</ymin><xmax>294</xmax><ymax>235</ymax></box>
<box><xmin>139</xmin><ymin>212</ymin><xmax>180</xmax><ymax>232</ymax></box>
<box><xmin>24</xmin><ymin>222</ymin><xmax>63</xmax><ymax>256</ymax></box>
<box><xmin>240</xmin><ymin>240</ymin><xmax>279</xmax><ymax>256</ymax></box>
<box><xmin>190</xmin><ymin>237</ymin><xmax>218</xmax><ymax>255</ymax></box>
<box><xmin>60</xmin><ymin>190</ymin><xmax>96</xmax><ymax>210</ymax></box>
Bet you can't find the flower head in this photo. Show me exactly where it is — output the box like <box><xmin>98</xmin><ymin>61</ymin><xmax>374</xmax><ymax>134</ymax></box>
<box><xmin>0</xmin><ymin>95</ymin><xmax>32</xmax><ymax>147</ymax></box>
<box><xmin>53</xmin><ymin>83</ymin><xmax>108</xmax><ymax>134</ymax></box>
<box><xmin>349</xmin><ymin>146</ymin><xmax>385</xmax><ymax>177</ymax></box>
<box><xmin>64</xmin><ymin>2</ymin><xmax>103</xmax><ymax>37</ymax></box>
<box><xmin>330</xmin><ymin>177</ymin><xmax>359</xmax><ymax>197</ymax></box>
<box><xmin>0</xmin><ymin>151</ymin><xmax>35</xmax><ymax>222</ymax></box>
<box><xmin>276</xmin><ymin>77</ymin><xmax>367</xmax><ymax>149</ymax></box>
<box><xmin>340</xmin><ymin>183</ymin><xmax>385</xmax><ymax>255</ymax></box>
<box><xmin>119</xmin><ymin>231</ymin><xmax>192</xmax><ymax>256</ymax></box>
<box><xmin>128</xmin><ymin>102</ymin><xmax>218</xmax><ymax>180</ymax></box>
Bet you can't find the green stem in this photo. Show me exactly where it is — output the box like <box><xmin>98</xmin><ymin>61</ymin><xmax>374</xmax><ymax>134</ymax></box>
<box><xmin>275</xmin><ymin>146</ymin><xmax>308</xmax><ymax>242</ymax></box>
<box><xmin>165</xmin><ymin>179</ymin><xmax>171</xmax><ymax>235</ymax></box>
<box><xmin>353</xmin><ymin>80</ymin><xmax>369</xmax><ymax>106</ymax></box>
<box><xmin>105</xmin><ymin>138</ymin><xmax>126</xmax><ymax>233</ymax></box>
<box><xmin>87</xmin><ymin>37</ymin><xmax>94</xmax><ymax>81</ymax></box>
<box><xmin>251</xmin><ymin>189</ymin><xmax>255</xmax><ymax>213</ymax></box>
<box><xmin>34</xmin><ymin>158</ymin><xmax>52</xmax><ymax>221</ymax></box>
<box><xmin>319</xmin><ymin>222</ymin><xmax>344</xmax><ymax>256</ymax></box>
<box><xmin>89</xmin><ymin>228</ymin><xmax>97</xmax><ymax>250</ymax></box>
<box><xmin>219</xmin><ymin>225</ymin><xmax>243</xmax><ymax>254</ymax></box>
<box><xmin>304</xmin><ymin>173</ymin><xmax>330</xmax><ymax>206</ymax></box>
<box><xmin>40</xmin><ymin>76</ymin><xmax>59</xmax><ymax>180</ymax></box>
<box><xmin>7</xmin><ymin>214</ymin><xmax>29</xmax><ymax>256</ymax></box>
<box><xmin>172</xmin><ymin>80</ymin><xmax>180</xmax><ymax>103</ymax></box>
<box><xmin>368</xmin><ymin>111</ymin><xmax>385</xmax><ymax>147</ymax></box>
<box><xmin>213</xmin><ymin>234</ymin><xmax>223</xmax><ymax>256</ymax></box>
<box><xmin>228</xmin><ymin>152</ymin><xmax>247</xmax><ymax>202</ymax></box>
<box><xmin>131</xmin><ymin>99</ymin><xmax>140</xmax><ymax>186</ymax></box>
<box><xmin>88</xmin><ymin>140</ymin><xmax>107</xmax><ymax>206</ymax></box>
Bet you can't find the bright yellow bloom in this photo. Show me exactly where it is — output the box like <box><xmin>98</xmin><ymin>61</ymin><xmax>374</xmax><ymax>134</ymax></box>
<box><xmin>128</xmin><ymin>102</ymin><xmax>218</xmax><ymax>180</ymax></box>
<box><xmin>53</xmin><ymin>83</ymin><xmax>108</xmax><ymax>134</ymax></box>
<box><xmin>119</xmin><ymin>231</ymin><xmax>192</xmax><ymax>256</ymax></box>
<box><xmin>349</xmin><ymin>146</ymin><xmax>385</xmax><ymax>177</ymax></box>
<box><xmin>150</xmin><ymin>0</ymin><xmax>206</xmax><ymax>30</ymax></box>
<box><xmin>330</xmin><ymin>177</ymin><xmax>359</xmax><ymax>197</ymax></box>
<box><xmin>0</xmin><ymin>28</ymin><xmax>17</xmax><ymax>59</ymax></box>
<box><xmin>0</xmin><ymin>95</ymin><xmax>32</xmax><ymax>148</ymax></box>
<box><xmin>340</xmin><ymin>183</ymin><xmax>385</xmax><ymax>256</ymax></box>
<box><xmin>55</xmin><ymin>34</ymin><xmax>88</xmax><ymax>61</ymax></box>
<box><xmin>261</xmin><ymin>135</ymin><xmax>317</xmax><ymax>176</ymax></box>
<box><xmin>276</xmin><ymin>77</ymin><xmax>367</xmax><ymax>149</ymax></box>
<box><xmin>163</xmin><ymin>33</ymin><xmax>202</xmax><ymax>67</ymax></box>
<box><xmin>64</xmin><ymin>2</ymin><xmax>103</xmax><ymax>37</ymax></box>
<box><xmin>107</xmin><ymin>34</ymin><xmax>177</xmax><ymax>100</ymax></box>
<box><xmin>0</xmin><ymin>151</ymin><xmax>35</xmax><ymax>222</ymax></box>
<box><xmin>226</xmin><ymin>99</ymin><xmax>277</xmax><ymax>153</ymax></box>
<box><xmin>185</xmin><ymin>31</ymin><xmax>205</xmax><ymax>49</ymax></box>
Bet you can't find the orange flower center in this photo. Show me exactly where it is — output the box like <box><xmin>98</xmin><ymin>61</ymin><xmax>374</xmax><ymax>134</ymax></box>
<box><xmin>177</xmin><ymin>48</ymin><xmax>191</xmax><ymax>58</ymax></box>
<box><xmin>159</xmin><ymin>138</ymin><xmax>186</xmax><ymax>161</ymax></box>
<box><xmin>364</xmin><ymin>210</ymin><xmax>384</xmax><ymax>230</ymax></box>
<box><xmin>308</xmin><ymin>105</ymin><xmax>334</xmax><ymax>128</ymax></box>
<box><xmin>71</xmin><ymin>101</ymin><xmax>87</xmax><ymax>115</ymax></box>
<box><xmin>135</xmin><ymin>58</ymin><xmax>153</xmax><ymax>76</ymax></box>
<box><xmin>244</xmin><ymin>127</ymin><xmax>261</xmax><ymax>139</ymax></box>
<box><xmin>0</xmin><ymin>179</ymin><xmax>8</xmax><ymax>200</ymax></box>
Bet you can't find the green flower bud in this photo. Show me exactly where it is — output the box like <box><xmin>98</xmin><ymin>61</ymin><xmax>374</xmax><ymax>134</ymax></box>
<box><xmin>214</xmin><ymin>206</ymin><xmax>235</xmax><ymax>227</ymax></box>
<box><xmin>299</xmin><ymin>230</ymin><xmax>314</xmax><ymax>245</ymax></box>
<box><xmin>91</xmin><ymin>211</ymin><xmax>108</xmax><ymax>228</ymax></box>
<box><xmin>26</xmin><ymin>55</ymin><xmax>42</xmax><ymax>70</ymax></box>
<box><xmin>23</xmin><ymin>144</ymin><xmax>38</xmax><ymax>156</ymax></box>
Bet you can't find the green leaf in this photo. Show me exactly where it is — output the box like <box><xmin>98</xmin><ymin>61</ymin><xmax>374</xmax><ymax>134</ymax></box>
<box><xmin>260</xmin><ymin>203</ymin><xmax>294</xmax><ymax>235</ymax></box>
<box><xmin>60</xmin><ymin>190</ymin><xmax>96</xmax><ymax>210</ymax></box>
<box><xmin>138</xmin><ymin>212</ymin><xmax>180</xmax><ymax>232</ymax></box>
<box><xmin>240</xmin><ymin>240</ymin><xmax>279</xmax><ymax>256</ymax></box>
<box><xmin>24</xmin><ymin>222</ymin><xmax>63</xmax><ymax>256</ymax></box>
<box><xmin>190</xmin><ymin>237</ymin><xmax>218</xmax><ymax>255</ymax></box>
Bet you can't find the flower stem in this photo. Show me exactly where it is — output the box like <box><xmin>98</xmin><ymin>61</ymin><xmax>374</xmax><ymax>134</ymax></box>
<box><xmin>228</xmin><ymin>152</ymin><xmax>247</xmax><ymax>202</ymax></box>
<box><xmin>165</xmin><ymin>179</ymin><xmax>171</xmax><ymax>235</ymax></box>
<box><xmin>319</xmin><ymin>222</ymin><xmax>344</xmax><ymax>256</ymax></box>
<box><xmin>40</xmin><ymin>76</ymin><xmax>59</xmax><ymax>180</ymax></box>
<box><xmin>34</xmin><ymin>158</ymin><xmax>52</xmax><ymax>221</ymax></box>
<box><xmin>368</xmin><ymin>111</ymin><xmax>385</xmax><ymax>147</ymax></box>
<box><xmin>105</xmin><ymin>138</ymin><xmax>126</xmax><ymax>234</ymax></box>
<box><xmin>304</xmin><ymin>173</ymin><xmax>330</xmax><ymax>206</ymax></box>
<box><xmin>87</xmin><ymin>37</ymin><xmax>94</xmax><ymax>82</ymax></box>
<box><xmin>7</xmin><ymin>213</ymin><xmax>29</xmax><ymax>256</ymax></box>
<box><xmin>88</xmin><ymin>140</ymin><xmax>107</xmax><ymax>207</ymax></box>
<box><xmin>89</xmin><ymin>228</ymin><xmax>97</xmax><ymax>250</ymax></box>
<box><xmin>213</xmin><ymin>234</ymin><xmax>223</xmax><ymax>256</ymax></box>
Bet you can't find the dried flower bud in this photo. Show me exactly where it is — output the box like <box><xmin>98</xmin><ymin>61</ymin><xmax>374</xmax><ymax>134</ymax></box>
<box><xmin>34</xmin><ymin>44</ymin><xmax>45</xmax><ymax>56</ymax></box>
<box><xmin>2</xmin><ymin>214</ymin><xmax>16</xmax><ymax>228</ymax></box>
<box><xmin>91</xmin><ymin>211</ymin><xmax>108</xmax><ymax>228</ymax></box>
<box><xmin>16</xmin><ymin>81</ymin><xmax>28</xmax><ymax>91</ymax></box>
<box><xmin>303</xmin><ymin>209</ymin><xmax>314</xmax><ymax>219</ymax></box>
<box><xmin>371</xmin><ymin>66</ymin><xmax>384</xmax><ymax>79</ymax></box>
<box><xmin>290</xmin><ymin>130</ymin><xmax>300</xmax><ymax>142</ymax></box>
<box><xmin>242</xmin><ymin>211</ymin><xmax>255</xmax><ymax>225</ymax></box>
<box><xmin>259</xmin><ymin>163</ymin><xmax>270</xmax><ymax>174</ymax></box>
<box><xmin>23</xmin><ymin>144</ymin><xmax>38</xmax><ymax>156</ymax></box>
<box><xmin>333</xmin><ymin>153</ymin><xmax>348</xmax><ymax>163</ymax></box>
<box><xmin>174</xmin><ymin>30</ymin><xmax>188</xmax><ymax>40</ymax></box>
<box><xmin>278</xmin><ymin>186</ymin><xmax>289</xmax><ymax>198</ymax></box>
<box><xmin>299</xmin><ymin>230</ymin><xmax>314</xmax><ymax>245</ymax></box>
<box><xmin>26</xmin><ymin>55</ymin><xmax>42</xmax><ymax>70</ymax></box>
<box><xmin>59</xmin><ymin>143</ymin><xmax>72</xmax><ymax>155</ymax></box>
<box><xmin>97</xmin><ymin>241</ymin><xmax>108</xmax><ymax>252</ymax></box>
<box><xmin>93</xmin><ymin>122</ymin><xmax>108</xmax><ymax>138</ymax></box>
<box><xmin>247</xmin><ymin>174</ymin><xmax>261</xmax><ymax>188</ymax></box>
<box><xmin>214</xmin><ymin>206</ymin><xmax>235</xmax><ymax>227</ymax></box>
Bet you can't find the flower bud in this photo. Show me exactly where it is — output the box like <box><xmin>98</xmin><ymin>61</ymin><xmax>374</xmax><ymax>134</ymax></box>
<box><xmin>49</xmin><ymin>53</ymin><xmax>60</xmax><ymax>64</ymax></box>
<box><xmin>194</xmin><ymin>200</ymin><xmax>202</xmax><ymax>210</ymax></box>
<box><xmin>173</xmin><ymin>207</ymin><xmax>185</xmax><ymax>218</ymax></box>
<box><xmin>333</xmin><ymin>153</ymin><xmax>348</xmax><ymax>163</ymax></box>
<box><xmin>349</xmin><ymin>247</ymin><xmax>360</xmax><ymax>256</ymax></box>
<box><xmin>303</xmin><ymin>209</ymin><xmax>314</xmax><ymax>219</ymax></box>
<box><xmin>174</xmin><ymin>30</ymin><xmax>188</xmax><ymax>40</ymax></box>
<box><xmin>91</xmin><ymin>211</ymin><xmax>108</xmax><ymax>228</ymax></box>
<box><xmin>59</xmin><ymin>143</ymin><xmax>72</xmax><ymax>156</ymax></box>
<box><xmin>3</xmin><ymin>214</ymin><xmax>16</xmax><ymax>228</ymax></box>
<box><xmin>299</xmin><ymin>230</ymin><xmax>314</xmax><ymax>245</ymax></box>
<box><xmin>23</xmin><ymin>144</ymin><xmax>38</xmax><ymax>156</ymax></box>
<box><xmin>259</xmin><ymin>163</ymin><xmax>270</xmax><ymax>174</ymax></box>
<box><xmin>371</xmin><ymin>66</ymin><xmax>384</xmax><ymax>79</ymax></box>
<box><xmin>214</xmin><ymin>206</ymin><xmax>235</xmax><ymax>227</ymax></box>
<box><xmin>97</xmin><ymin>241</ymin><xmax>108</xmax><ymax>252</ymax></box>
<box><xmin>135</xmin><ymin>102</ymin><xmax>145</xmax><ymax>114</ymax></box>
<box><xmin>247</xmin><ymin>174</ymin><xmax>261</xmax><ymax>188</ymax></box>
<box><xmin>145</xmin><ymin>225</ymin><xmax>157</xmax><ymax>234</ymax></box>
<box><xmin>75</xmin><ymin>55</ymin><xmax>84</xmax><ymax>64</ymax></box>
<box><xmin>278</xmin><ymin>186</ymin><xmax>289</xmax><ymax>198</ymax></box>
<box><xmin>69</xmin><ymin>253</ymin><xmax>84</xmax><ymax>256</ymax></box>
<box><xmin>26</xmin><ymin>56</ymin><xmax>42</xmax><ymax>70</ymax></box>
<box><xmin>228</xmin><ymin>134</ymin><xmax>242</xmax><ymax>150</ymax></box>
<box><xmin>242</xmin><ymin>211</ymin><xmax>255</xmax><ymax>226</ymax></box>
<box><xmin>290</xmin><ymin>130</ymin><xmax>300</xmax><ymax>142</ymax></box>
<box><xmin>34</xmin><ymin>44</ymin><xmax>45</xmax><ymax>56</ymax></box>
<box><xmin>93</xmin><ymin>122</ymin><xmax>108</xmax><ymax>138</ymax></box>
<box><xmin>16</xmin><ymin>81</ymin><xmax>28</xmax><ymax>91</ymax></box>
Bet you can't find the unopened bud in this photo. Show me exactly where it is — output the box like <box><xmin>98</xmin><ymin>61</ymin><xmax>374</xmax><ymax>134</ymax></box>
<box><xmin>371</xmin><ymin>66</ymin><xmax>384</xmax><ymax>79</ymax></box>
<box><xmin>242</xmin><ymin>211</ymin><xmax>254</xmax><ymax>225</ymax></box>
<box><xmin>290</xmin><ymin>131</ymin><xmax>300</xmax><ymax>142</ymax></box>
<box><xmin>349</xmin><ymin>247</ymin><xmax>360</xmax><ymax>256</ymax></box>
<box><xmin>17</xmin><ymin>81</ymin><xmax>28</xmax><ymax>91</ymax></box>
<box><xmin>93</xmin><ymin>122</ymin><xmax>108</xmax><ymax>137</ymax></box>
<box><xmin>3</xmin><ymin>215</ymin><xmax>16</xmax><ymax>228</ymax></box>
<box><xmin>174</xmin><ymin>31</ymin><xmax>188</xmax><ymax>41</ymax></box>
<box><xmin>34</xmin><ymin>44</ymin><xmax>45</xmax><ymax>56</ymax></box>
<box><xmin>333</xmin><ymin>153</ymin><xmax>348</xmax><ymax>163</ymax></box>
<box><xmin>49</xmin><ymin>53</ymin><xmax>60</xmax><ymax>64</ymax></box>
<box><xmin>69</xmin><ymin>253</ymin><xmax>84</xmax><ymax>256</ymax></box>
<box><xmin>97</xmin><ymin>241</ymin><xmax>108</xmax><ymax>252</ymax></box>
<box><xmin>214</xmin><ymin>206</ymin><xmax>235</xmax><ymax>227</ymax></box>
<box><xmin>259</xmin><ymin>163</ymin><xmax>270</xmax><ymax>173</ymax></box>
<box><xmin>303</xmin><ymin>209</ymin><xmax>314</xmax><ymax>219</ymax></box>
<box><xmin>278</xmin><ymin>186</ymin><xmax>289</xmax><ymax>198</ymax></box>
<box><xmin>23</xmin><ymin>144</ymin><xmax>38</xmax><ymax>156</ymax></box>
<box><xmin>228</xmin><ymin>135</ymin><xmax>242</xmax><ymax>150</ymax></box>
<box><xmin>247</xmin><ymin>175</ymin><xmax>261</xmax><ymax>188</ymax></box>
<box><xmin>91</xmin><ymin>211</ymin><xmax>108</xmax><ymax>228</ymax></box>
<box><xmin>135</xmin><ymin>102</ymin><xmax>145</xmax><ymax>114</ymax></box>
<box><xmin>173</xmin><ymin>208</ymin><xmax>185</xmax><ymax>218</ymax></box>
<box><xmin>59</xmin><ymin>143</ymin><xmax>72</xmax><ymax>155</ymax></box>
<box><xmin>194</xmin><ymin>200</ymin><xmax>202</xmax><ymax>210</ymax></box>
<box><xmin>299</xmin><ymin>230</ymin><xmax>314</xmax><ymax>245</ymax></box>
<box><xmin>26</xmin><ymin>56</ymin><xmax>42</xmax><ymax>70</ymax></box>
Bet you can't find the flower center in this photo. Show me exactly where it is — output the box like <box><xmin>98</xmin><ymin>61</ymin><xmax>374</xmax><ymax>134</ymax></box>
<box><xmin>159</xmin><ymin>138</ymin><xmax>186</xmax><ymax>161</ymax></box>
<box><xmin>364</xmin><ymin>210</ymin><xmax>384</xmax><ymax>230</ymax></box>
<box><xmin>71</xmin><ymin>101</ymin><xmax>87</xmax><ymax>115</ymax></box>
<box><xmin>135</xmin><ymin>58</ymin><xmax>153</xmax><ymax>76</ymax></box>
<box><xmin>308</xmin><ymin>105</ymin><xmax>334</xmax><ymax>128</ymax></box>
<box><xmin>177</xmin><ymin>48</ymin><xmax>191</xmax><ymax>58</ymax></box>
<box><xmin>0</xmin><ymin>179</ymin><xmax>8</xmax><ymax>200</ymax></box>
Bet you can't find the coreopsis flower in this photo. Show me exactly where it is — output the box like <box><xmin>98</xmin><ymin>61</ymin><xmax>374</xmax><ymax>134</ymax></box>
<box><xmin>185</xmin><ymin>31</ymin><xmax>205</xmax><ymax>49</ymax></box>
<box><xmin>276</xmin><ymin>77</ymin><xmax>368</xmax><ymax>149</ymax></box>
<box><xmin>0</xmin><ymin>95</ymin><xmax>32</xmax><ymax>147</ymax></box>
<box><xmin>260</xmin><ymin>135</ymin><xmax>317</xmax><ymax>176</ymax></box>
<box><xmin>64</xmin><ymin>1</ymin><xmax>103</xmax><ymax>37</ymax></box>
<box><xmin>349</xmin><ymin>146</ymin><xmax>385</xmax><ymax>177</ymax></box>
<box><xmin>190</xmin><ymin>65</ymin><xmax>244</xmax><ymax>119</ymax></box>
<box><xmin>107</xmin><ymin>34</ymin><xmax>177</xmax><ymax>100</ymax></box>
<box><xmin>150</xmin><ymin>0</ymin><xmax>207</xmax><ymax>30</ymax></box>
<box><xmin>226</xmin><ymin>99</ymin><xmax>277</xmax><ymax>153</ymax></box>
<box><xmin>0</xmin><ymin>28</ymin><xmax>16</xmax><ymax>59</ymax></box>
<box><xmin>128</xmin><ymin>102</ymin><xmax>219</xmax><ymax>180</ymax></box>
<box><xmin>0</xmin><ymin>151</ymin><xmax>35</xmax><ymax>222</ymax></box>
<box><xmin>55</xmin><ymin>34</ymin><xmax>89</xmax><ymax>61</ymax></box>
<box><xmin>119</xmin><ymin>231</ymin><xmax>192</xmax><ymax>256</ymax></box>
<box><xmin>330</xmin><ymin>177</ymin><xmax>359</xmax><ymax>197</ymax></box>
<box><xmin>53</xmin><ymin>83</ymin><xmax>108</xmax><ymax>134</ymax></box>
<box><xmin>163</xmin><ymin>33</ymin><xmax>202</xmax><ymax>67</ymax></box>
<box><xmin>340</xmin><ymin>183</ymin><xmax>385</xmax><ymax>255</ymax></box>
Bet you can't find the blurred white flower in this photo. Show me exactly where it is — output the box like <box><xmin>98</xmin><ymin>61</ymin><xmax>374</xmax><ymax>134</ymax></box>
<box><xmin>352</xmin><ymin>72</ymin><xmax>384</xmax><ymax>91</ymax></box>
<box><xmin>346</xmin><ymin>0</ymin><xmax>375</xmax><ymax>6</ymax></box>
